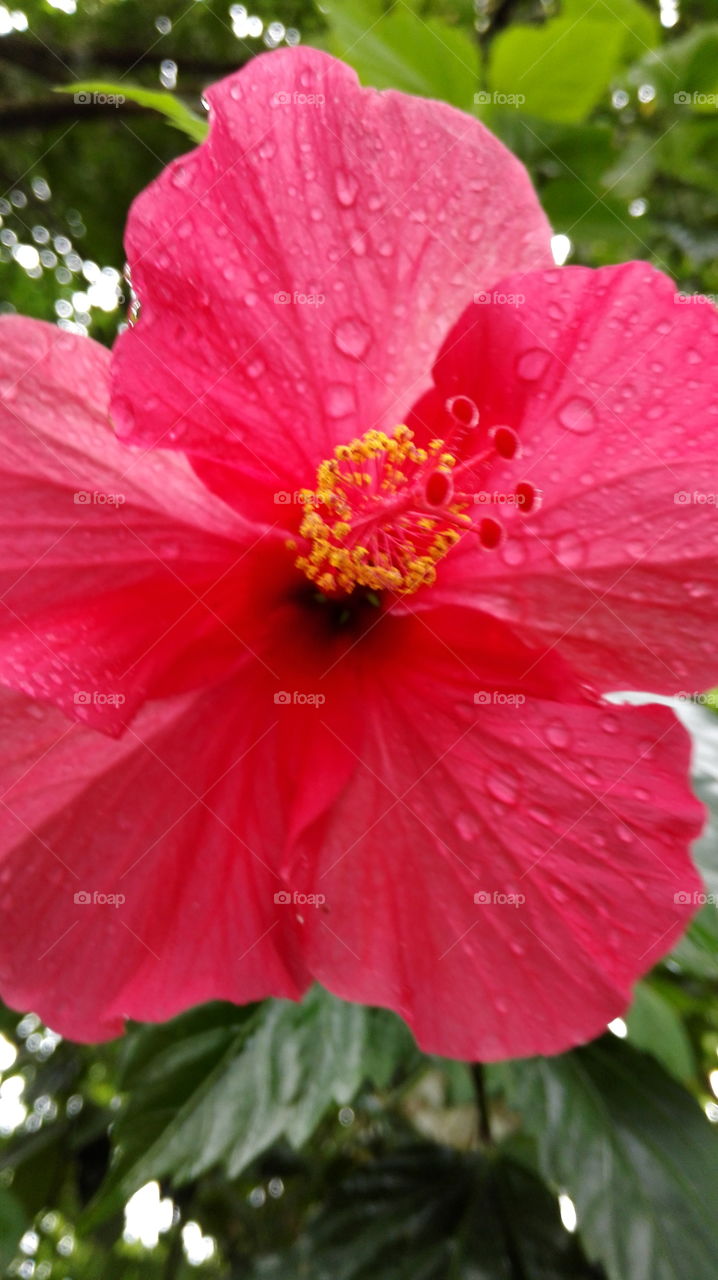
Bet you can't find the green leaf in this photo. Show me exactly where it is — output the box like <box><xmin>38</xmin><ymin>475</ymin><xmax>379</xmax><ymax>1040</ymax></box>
<box><xmin>250</xmin><ymin>1145</ymin><xmax>595</xmax><ymax>1278</ymax></box>
<box><xmin>679</xmin><ymin>702</ymin><xmax>718</xmax><ymax>894</ymax></box>
<box><xmin>625</xmin><ymin>982</ymin><xmax>695</xmax><ymax>1082</ymax></box>
<box><xmin>57</xmin><ymin>82</ymin><xmax>208</xmax><ymax>143</ymax></box>
<box><xmin>322</xmin><ymin>0</ymin><xmax>478</xmax><ymax>110</ymax></box>
<box><xmin>668</xmin><ymin>904</ymin><xmax>718</xmax><ymax>979</ymax></box>
<box><xmin>0</xmin><ymin>1189</ymin><xmax>26</xmax><ymax>1272</ymax></box>
<box><xmin>85</xmin><ymin>989</ymin><xmax>365</xmax><ymax>1225</ymax></box>
<box><xmin>362</xmin><ymin>1008</ymin><xmax>422</xmax><ymax>1089</ymax></box>
<box><xmin>628</xmin><ymin>23</ymin><xmax>718</xmax><ymax>111</ymax></box>
<box><xmin>490</xmin><ymin>0</ymin><xmax>659</xmax><ymax>124</ymax></box>
<box><xmin>495</xmin><ymin>1037</ymin><xmax>718</xmax><ymax>1280</ymax></box>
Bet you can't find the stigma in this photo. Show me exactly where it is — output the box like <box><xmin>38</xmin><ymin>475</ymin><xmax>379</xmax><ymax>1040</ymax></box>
<box><xmin>292</xmin><ymin>415</ymin><xmax>537</xmax><ymax>597</ymax></box>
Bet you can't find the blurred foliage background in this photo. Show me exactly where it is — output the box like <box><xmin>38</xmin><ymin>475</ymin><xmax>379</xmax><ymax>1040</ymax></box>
<box><xmin>1</xmin><ymin>1</ymin><xmax>718</xmax><ymax>1277</ymax></box>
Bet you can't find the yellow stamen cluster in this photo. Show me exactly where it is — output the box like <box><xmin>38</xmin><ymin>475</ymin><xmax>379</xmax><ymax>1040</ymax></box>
<box><xmin>294</xmin><ymin>425</ymin><xmax>472</xmax><ymax>596</ymax></box>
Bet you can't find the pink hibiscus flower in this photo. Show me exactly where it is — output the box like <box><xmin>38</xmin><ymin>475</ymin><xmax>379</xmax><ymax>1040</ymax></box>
<box><xmin>0</xmin><ymin>48</ymin><xmax>715</xmax><ymax>1060</ymax></box>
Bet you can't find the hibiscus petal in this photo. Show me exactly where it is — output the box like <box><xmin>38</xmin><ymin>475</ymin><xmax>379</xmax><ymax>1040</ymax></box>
<box><xmin>111</xmin><ymin>46</ymin><xmax>552</xmax><ymax>506</ymax></box>
<box><xmin>285</xmin><ymin>606</ymin><xmax>704</xmax><ymax>1060</ymax></box>
<box><xmin>0</xmin><ymin>317</ymin><xmax>266</xmax><ymax>733</ymax></box>
<box><xmin>0</xmin><ymin>684</ymin><xmax>310</xmax><ymax>1041</ymax></box>
<box><xmin>423</xmin><ymin>263</ymin><xmax>718</xmax><ymax>696</ymax></box>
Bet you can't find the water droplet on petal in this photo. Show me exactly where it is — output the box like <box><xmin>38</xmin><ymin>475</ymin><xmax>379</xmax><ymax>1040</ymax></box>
<box><xmin>456</xmin><ymin>812</ymin><xmax>479</xmax><ymax>841</ymax></box>
<box><xmin>516</xmin><ymin>348</ymin><xmax>550</xmax><ymax>381</ymax></box>
<box><xmin>335</xmin><ymin>169</ymin><xmax>358</xmax><ymax>207</ymax></box>
<box><xmin>333</xmin><ymin>316</ymin><xmax>371</xmax><ymax>360</ymax></box>
<box><xmin>325</xmin><ymin>383</ymin><xmax>356</xmax><ymax>418</ymax></box>
<box><xmin>546</xmin><ymin>721</ymin><xmax>571</xmax><ymax>749</ymax></box>
<box><xmin>554</xmin><ymin>531</ymin><xmax>587</xmax><ymax>569</ymax></box>
<box><xmin>600</xmin><ymin>712</ymin><xmax>620</xmax><ymax>734</ymax></box>
<box><xmin>486</xmin><ymin>767</ymin><xmax>519</xmax><ymax>805</ymax></box>
<box><xmin>501</xmin><ymin>539</ymin><xmax>527</xmax><ymax>567</ymax></box>
<box><xmin>558</xmin><ymin>396</ymin><xmax>596</xmax><ymax>434</ymax></box>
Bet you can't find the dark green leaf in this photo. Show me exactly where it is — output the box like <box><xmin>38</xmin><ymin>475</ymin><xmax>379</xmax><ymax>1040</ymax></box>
<box><xmin>250</xmin><ymin>1144</ymin><xmax>596</xmax><ymax>1278</ymax></box>
<box><xmin>85</xmin><ymin>989</ymin><xmax>365</xmax><ymax>1225</ymax></box>
<box><xmin>0</xmin><ymin>1188</ymin><xmax>26</xmax><ymax>1271</ymax></box>
<box><xmin>495</xmin><ymin>1037</ymin><xmax>718</xmax><ymax>1280</ymax></box>
<box><xmin>625</xmin><ymin>982</ymin><xmax>695</xmax><ymax>1082</ymax></box>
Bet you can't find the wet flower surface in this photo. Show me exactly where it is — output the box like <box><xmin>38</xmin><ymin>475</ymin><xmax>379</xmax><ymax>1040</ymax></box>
<box><xmin>0</xmin><ymin>48</ymin><xmax>716</xmax><ymax>1059</ymax></box>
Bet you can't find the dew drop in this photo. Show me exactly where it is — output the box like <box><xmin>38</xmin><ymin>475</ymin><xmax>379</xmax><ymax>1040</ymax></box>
<box><xmin>349</xmin><ymin>231</ymin><xmax>366</xmax><ymax>257</ymax></box>
<box><xmin>600</xmin><ymin>713</ymin><xmax>620</xmax><ymax>734</ymax></box>
<box><xmin>325</xmin><ymin>383</ymin><xmax>356</xmax><ymax>418</ymax></box>
<box><xmin>335</xmin><ymin>170</ymin><xmax>358</xmax><ymax>208</ymax></box>
<box><xmin>554</xmin><ymin>531</ymin><xmax>586</xmax><ymax>570</ymax></box>
<box><xmin>501</xmin><ymin>539</ymin><xmax>527</xmax><ymax>567</ymax></box>
<box><xmin>546</xmin><ymin>721</ymin><xmax>571</xmax><ymax>749</ymax></box>
<box><xmin>486</xmin><ymin>767</ymin><xmax>519</xmax><ymax>806</ymax></box>
<box><xmin>515</xmin><ymin>348</ymin><xmax>550</xmax><ymax>381</ymax></box>
<box><xmin>456</xmin><ymin>812</ymin><xmax>478</xmax><ymax>841</ymax></box>
<box><xmin>557</xmin><ymin>396</ymin><xmax>596</xmax><ymax>434</ymax></box>
<box><xmin>333</xmin><ymin>316</ymin><xmax>371</xmax><ymax>360</ymax></box>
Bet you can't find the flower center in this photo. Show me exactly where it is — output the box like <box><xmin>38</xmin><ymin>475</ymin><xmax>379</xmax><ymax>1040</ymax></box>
<box><xmin>290</xmin><ymin>414</ymin><xmax>538</xmax><ymax>598</ymax></box>
<box><xmin>293</xmin><ymin>426</ymin><xmax>468</xmax><ymax>596</ymax></box>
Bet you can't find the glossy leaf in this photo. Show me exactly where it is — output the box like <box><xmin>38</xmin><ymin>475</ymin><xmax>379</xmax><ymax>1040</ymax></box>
<box><xmin>496</xmin><ymin>1037</ymin><xmax>718</xmax><ymax>1280</ymax></box>
<box><xmin>85</xmin><ymin>989</ymin><xmax>365</xmax><ymax>1224</ymax></box>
